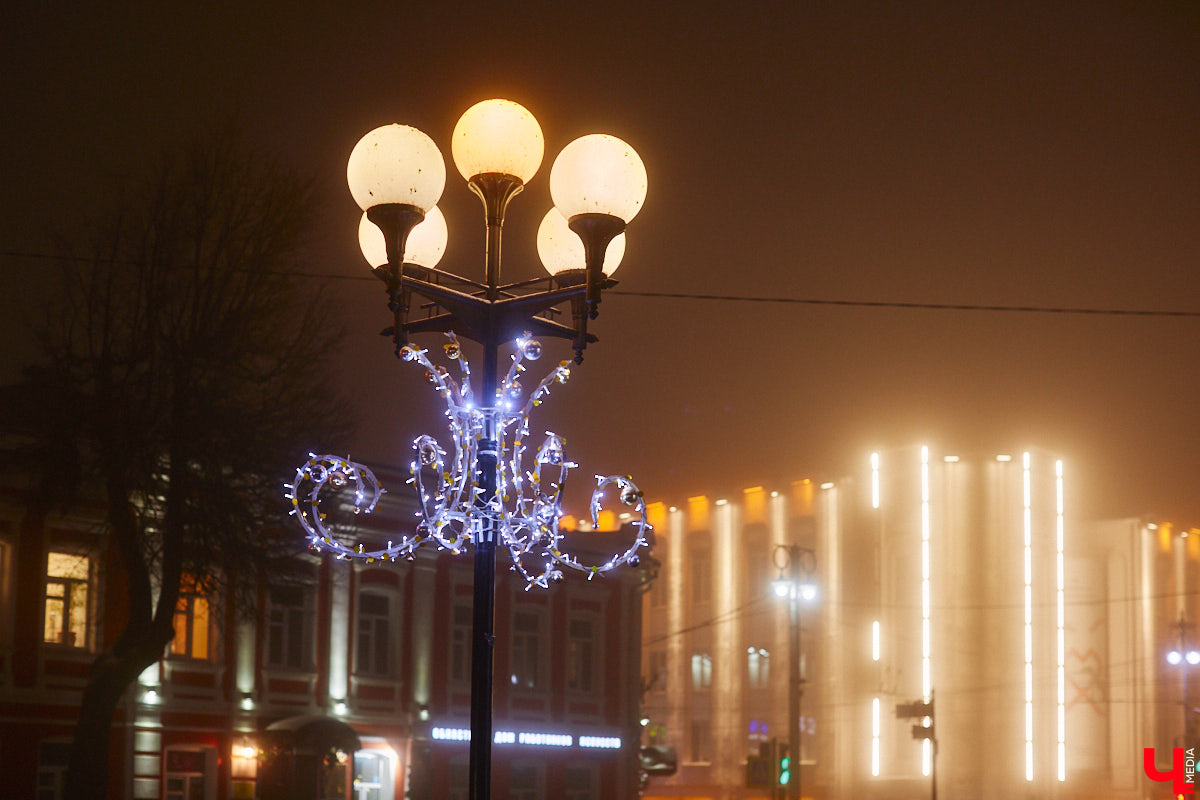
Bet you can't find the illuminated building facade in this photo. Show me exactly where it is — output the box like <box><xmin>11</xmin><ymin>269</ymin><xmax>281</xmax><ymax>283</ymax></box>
<box><xmin>641</xmin><ymin>445</ymin><xmax>1195</xmax><ymax>800</ymax></box>
<box><xmin>0</xmin><ymin>461</ymin><xmax>649</xmax><ymax>800</ymax></box>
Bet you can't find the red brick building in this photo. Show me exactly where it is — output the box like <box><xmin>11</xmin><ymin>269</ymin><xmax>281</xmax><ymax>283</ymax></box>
<box><xmin>0</xmin><ymin>460</ymin><xmax>652</xmax><ymax>800</ymax></box>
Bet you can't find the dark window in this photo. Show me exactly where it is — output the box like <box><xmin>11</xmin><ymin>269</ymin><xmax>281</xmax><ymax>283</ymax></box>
<box><xmin>451</xmin><ymin>603</ymin><xmax>471</xmax><ymax>683</ymax></box>
<box><xmin>511</xmin><ymin>611</ymin><xmax>543</xmax><ymax>690</ymax></box>
<box><xmin>266</xmin><ymin>586</ymin><xmax>311</xmax><ymax>669</ymax></box>
<box><xmin>567</xmin><ymin>618</ymin><xmax>595</xmax><ymax>692</ymax></box>
<box><xmin>356</xmin><ymin>591</ymin><xmax>392</xmax><ymax>676</ymax></box>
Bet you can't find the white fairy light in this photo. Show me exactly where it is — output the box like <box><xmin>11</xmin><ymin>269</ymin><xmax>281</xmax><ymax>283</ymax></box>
<box><xmin>287</xmin><ymin>332</ymin><xmax>651</xmax><ymax>586</ymax></box>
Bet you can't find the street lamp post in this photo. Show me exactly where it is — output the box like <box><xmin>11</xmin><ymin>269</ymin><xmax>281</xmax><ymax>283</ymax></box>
<box><xmin>284</xmin><ymin>99</ymin><xmax>653</xmax><ymax>800</ymax></box>
<box><xmin>1167</xmin><ymin>613</ymin><xmax>1200</xmax><ymax>751</ymax></box>
<box><xmin>771</xmin><ymin>545</ymin><xmax>817</xmax><ymax>800</ymax></box>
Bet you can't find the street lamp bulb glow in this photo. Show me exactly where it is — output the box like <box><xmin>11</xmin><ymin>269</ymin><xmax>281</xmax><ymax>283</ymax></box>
<box><xmin>799</xmin><ymin>582</ymin><xmax>818</xmax><ymax>602</ymax></box>
<box><xmin>771</xmin><ymin>579</ymin><xmax>790</xmax><ymax>599</ymax></box>
<box><xmin>537</xmin><ymin>208</ymin><xmax>625</xmax><ymax>276</ymax></box>
<box><xmin>359</xmin><ymin>207</ymin><xmax>447</xmax><ymax>269</ymax></box>
<box><xmin>550</xmin><ymin>134</ymin><xmax>647</xmax><ymax>223</ymax></box>
<box><xmin>1187</xmin><ymin>650</ymin><xmax>1200</xmax><ymax>665</ymax></box>
<box><xmin>452</xmin><ymin>99</ymin><xmax>544</xmax><ymax>184</ymax></box>
<box><xmin>347</xmin><ymin>124</ymin><xmax>446</xmax><ymax>212</ymax></box>
<box><xmin>1168</xmin><ymin>650</ymin><xmax>1183</xmax><ymax>665</ymax></box>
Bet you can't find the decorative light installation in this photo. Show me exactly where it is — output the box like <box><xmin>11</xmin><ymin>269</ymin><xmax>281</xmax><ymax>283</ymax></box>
<box><xmin>1023</xmin><ymin>451</ymin><xmax>1034</xmax><ymax>782</ymax></box>
<box><xmin>1056</xmin><ymin>459</ymin><xmax>1066</xmax><ymax>782</ymax></box>
<box><xmin>871</xmin><ymin>696</ymin><xmax>881</xmax><ymax>777</ymax></box>
<box><xmin>870</xmin><ymin>451</ymin><xmax>880</xmax><ymax>509</ymax></box>
<box><xmin>920</xmin><ymin>445</ymin><xmax>932</xmax><ymax>777</ymax></box>
<box><xmin>285</xmin><ymin>332</ymin><xmax>649</xmax><ymax>587</ymax></box>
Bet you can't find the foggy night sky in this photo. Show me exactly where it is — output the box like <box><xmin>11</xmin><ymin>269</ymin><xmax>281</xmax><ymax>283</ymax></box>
<box><xmin>2</xmin><ymin>2</ymin><xmax>1198</xmax><ymax>525</ymax></box>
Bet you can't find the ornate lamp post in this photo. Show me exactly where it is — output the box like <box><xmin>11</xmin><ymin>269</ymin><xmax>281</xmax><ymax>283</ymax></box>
<box><xmin>771</xmin><ymin>545</ymin><xmax>817</xmax><ymax>800</ymax></box>
<box><xmin>284</xmin><ymin>99</ymin><xmax>652</xmax><ymax>800</ymax></box>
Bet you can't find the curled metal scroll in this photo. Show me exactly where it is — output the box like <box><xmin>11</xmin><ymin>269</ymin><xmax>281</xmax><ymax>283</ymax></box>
<box><xmin>286</xmin><ymin>332</ymin><xmax>652</xmax><ymax>588</ymax></box>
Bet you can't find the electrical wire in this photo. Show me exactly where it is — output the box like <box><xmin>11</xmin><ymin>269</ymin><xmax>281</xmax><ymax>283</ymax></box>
<box><xmin>4</xmin><ymin>249</ymin><xmax>1199</xmax><ymax>318</ymax></box>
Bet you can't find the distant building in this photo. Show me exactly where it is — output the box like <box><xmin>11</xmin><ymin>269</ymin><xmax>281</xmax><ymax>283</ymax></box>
<box><xmin>640</xmin><ymin>445</ymin><xmax>1197</xmax><ymax>800</ymax></box>
<box><xmin>0</xmin><ymin>460</ymin><xmax>651</xmax><ymax>800</ymax></box>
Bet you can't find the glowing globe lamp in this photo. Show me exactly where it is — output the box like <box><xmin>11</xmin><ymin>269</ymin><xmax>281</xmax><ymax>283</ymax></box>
<box><xmin>550</xmin><ymin>134</ymin><xmax>647</xmax><ymax>224</ymax></box>
<box><xmin>359</xmin><ymin>207</ymin><xmax>448</xmax><ymax>269</ymax></box>
<box><xmin>347</xmin><ymin>124</ymin><xmax>446</xmax><ymax>213</ymax></box>
<box><xmin>536</xmin><ymin>208</ymin><xmax>625</xmax><ymax>276</ymax></box>
<box><xmin>451</xmin><ymin>99</ymin><xmax>544</xmax><ymax>183</ymax></box>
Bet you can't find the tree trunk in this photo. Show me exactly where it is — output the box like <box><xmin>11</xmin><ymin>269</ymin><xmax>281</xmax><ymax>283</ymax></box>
<box><xmin>64</xmin><ymin>640</ymin><xmax>166</xmax><ymax>800</ymax></box>
<box><xmin>63</xmin><ymin>462</ymin><xmax>178</xmax><ymax>800</ymax></box>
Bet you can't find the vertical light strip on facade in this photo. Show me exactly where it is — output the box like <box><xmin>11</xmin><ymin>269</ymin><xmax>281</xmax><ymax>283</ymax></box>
<box><xmin>1056</xmin><ymin>459</ymin><xmax>1066</xmax><ymax>782</ymax></box>
<box><xmin>1023</xmin><ymin>452</ymin><xmax>1033</xmax><ymax>782</ymax></box>
<box><xmin>871</xmin><ymin>451</ymin><xmax>880</xmax><ymax>509</ymax></box>
<box><xmin>920</xmin><ymin>445</ymin><xmax>931</xmax><ymax>776</ymax></box>
<box><xmin>871</xmin><ymin>696</ymin><xmax>881</xmax><ymax>777</ymax></box>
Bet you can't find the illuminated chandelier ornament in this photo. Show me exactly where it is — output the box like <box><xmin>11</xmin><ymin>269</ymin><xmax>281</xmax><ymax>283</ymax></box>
<box><xmin>284</xmin><ymin>331</ymin><xmax>650</xmax><ymax>588</ymax></box>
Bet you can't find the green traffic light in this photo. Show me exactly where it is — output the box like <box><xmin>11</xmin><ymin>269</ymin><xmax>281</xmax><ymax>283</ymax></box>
<box><xmin>780</xmin><ymin>757</ymin><xmax>790</xmax><ymax>769</ymax></box>
<box><xmin>779</xmin><ymin>769</ymin><xmax>790</xmax><ymax>786</ymax></box>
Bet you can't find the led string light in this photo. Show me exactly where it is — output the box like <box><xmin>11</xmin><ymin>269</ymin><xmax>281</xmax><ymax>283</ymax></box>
<box><xmin>285</xmin><ymin>332</ymin><xmax>651</xmax><ymax>588</ymax></box>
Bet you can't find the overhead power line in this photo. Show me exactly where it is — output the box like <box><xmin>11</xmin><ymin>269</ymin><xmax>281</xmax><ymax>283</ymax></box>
<box><xmin>4</xmin><ymin>249</ymin><xmax>1198</xmax><ymax>318</ymax></box>
<box><xmin>609</xmin><ymin>289</ymin><xmax>1200</xmax><ymax>318</ymax></box>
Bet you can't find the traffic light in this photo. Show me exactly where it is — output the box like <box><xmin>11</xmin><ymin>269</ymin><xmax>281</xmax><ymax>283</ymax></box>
<box><xmin>778</xmin><ymin>745</ymin><xmax>791</xmax><ymax>786</ymax></box>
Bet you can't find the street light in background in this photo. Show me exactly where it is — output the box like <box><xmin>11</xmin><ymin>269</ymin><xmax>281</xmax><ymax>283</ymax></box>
<box><xmin>771</xmin><ymin>544</ymin><xmax>817</xmax><ymax>800</ymax></box>
<box><xmin>285</xmin><ymin>98</ymin><xmax>653</xmax><ymax>800</ymax></box>
<box><xmin>1167</xmin><ymin>612</ymin><xmax>1200</xmax><ymax>751</ymax></box>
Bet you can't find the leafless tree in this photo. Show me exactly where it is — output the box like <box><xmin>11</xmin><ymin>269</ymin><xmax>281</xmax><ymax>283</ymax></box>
<box><xmin>19</xmin><ymin>133</ymin><xmax>347</xmax><ymax>800</ymax></box>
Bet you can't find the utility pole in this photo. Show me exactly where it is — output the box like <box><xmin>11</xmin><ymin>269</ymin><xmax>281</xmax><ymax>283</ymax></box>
<box><xmin>772</xmin><ymin>545</ymin><xmax>816</xmax><ymax>800</ymax></box>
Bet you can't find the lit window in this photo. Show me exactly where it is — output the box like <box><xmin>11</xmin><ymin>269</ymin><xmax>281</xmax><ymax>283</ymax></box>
<box><xmin>747</xmin><ymin>647</ymin><xmax>770</xmax><ymax>689</ymax></box>
<box><xmin>511</xmin><ymin>611</ymin><xmax>543</xmax><ymax>690</ymax></box>
<box><xmin>171</xmin><ymin>575</ymin><xmax>212</xmax><ymax>661</ymax></box>
<box><xmin>567</xmin><ymin>618</ymin><xmax>596</xmax><ymax>693</ymax></box>
<box><xmin>356</xmin><ymin>591</ymin><xmax>392</xmax><ymax>676</ymax></box>
<box><xmin>266</xmin><ymin>585</ymin><xmax>312</xmax><ymax>670</ymax></box>
<box><xmin>44</xmin><ymin>552</ymin><xmax>91</xmax><ymax>648</ymax></box>
<box><xmin>450</xmin><ymin>603</ymin><xmax>472</xmax><ymax>684</ymax></box>
<box><xmin>691</xmin><ymin>652</ymin><xmax>712</xmax><ymax>690</ymax></box>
